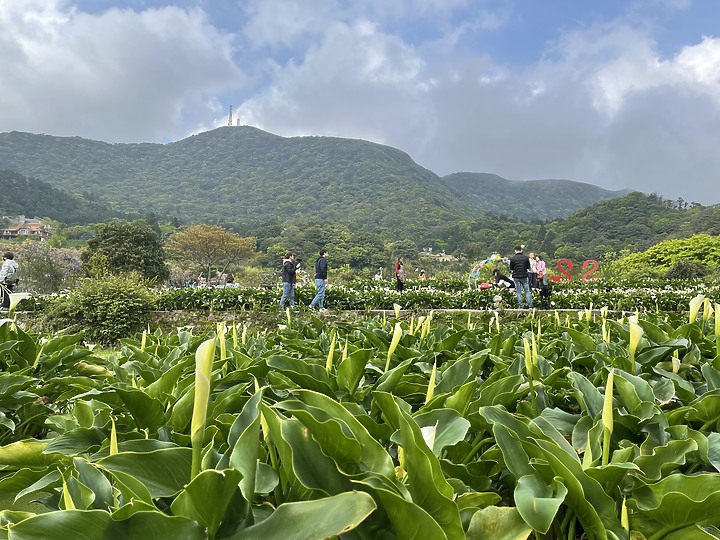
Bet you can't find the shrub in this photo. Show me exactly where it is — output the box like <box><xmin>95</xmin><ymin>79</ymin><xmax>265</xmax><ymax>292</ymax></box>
<box><xmin>665</xmin><ymin>259</ymin><xmax>708</xmax><ymax>280</ymax></box>
<box><xmin>44</xmin><ymin>272</ymin><xmax>156</xmax><ymax>344</ymax></box>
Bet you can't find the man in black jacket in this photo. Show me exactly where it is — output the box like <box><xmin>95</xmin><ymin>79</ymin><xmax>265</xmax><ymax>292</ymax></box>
<box><xmin>509</xmin><ymin>245</ymin><xmax>533</xmax><ymax>309</ymax></box>
<box><xmin>309</xmin><ymin>249</ymin><xmax>329</xmax><ymax>311</ymax></box>
<box><xmin>279</xmin><ymin>252</ymin><xmax>299</xmax><ymax>309</ymax></box>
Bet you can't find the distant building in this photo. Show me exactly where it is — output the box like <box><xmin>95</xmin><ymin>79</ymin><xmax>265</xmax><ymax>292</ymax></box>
<box><xmin>0</xmin><ymin>215</ymin><xmax>50</xmax><ymax>240</ymax></box>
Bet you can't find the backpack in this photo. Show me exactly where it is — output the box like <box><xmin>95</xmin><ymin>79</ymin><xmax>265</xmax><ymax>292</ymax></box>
<box><xmin>3</xmin><ymin>263</ymin><xmax>18</xmax><ymax>285</ymax></box>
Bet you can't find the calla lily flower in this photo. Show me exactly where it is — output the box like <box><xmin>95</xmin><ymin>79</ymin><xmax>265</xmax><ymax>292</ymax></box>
<box><xmin>689</xmin><ymin>294</ymin><xmax>705</xmax><ymax>323</ymax></box>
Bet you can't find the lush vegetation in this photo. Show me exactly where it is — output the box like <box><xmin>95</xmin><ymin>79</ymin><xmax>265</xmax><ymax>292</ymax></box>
<box><xmin>0</xmin><ymin>128</ymin><xmax>633</xmax><ymax>246</ymax></box>
<box><xmin>2</xmin><ymin>297</ymin><xmax>720</xmax><ymax>538</ymax></box>
<box><xmin>0</xmin><ymin>170</ymin><xmax>125</xmax><ymax>225</ymax></box>
<box><xmin>153</xmin><ymin>277</ymin><xmax>719</xmax><ymax>314</ymax></box>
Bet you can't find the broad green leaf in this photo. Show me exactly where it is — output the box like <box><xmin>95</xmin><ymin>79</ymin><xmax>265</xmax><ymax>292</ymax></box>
<box><xmin>395</xmin><ymin>399</ymin><xmax>464</xmax><ymax>540</ymax></box>
<box><xmin>217</xmin><ymin>389</ymin><xmax>264</xmax><ymax>504</ymax></box>
<box><xmin>284</xmin><ymin>390</ymin><xmax>395</xmax><ymax>478</ymax></box>
<box><xmin>568</xmin><ymin>372</ymin><xmax>604</xmax><ymax>418</ymax></box>
<box><xmin>6</xmin><ymin>509</ymin><xmax>205</xmax><ymax>539</ymax></box>
<box><xmin>634</xmin><ymin>439</ymin><xmax>698</xmax><ymax>481</ymax></box>
<box><xmin>630</xmin><ymin>474</ymin><xmax>720</xmax><ymax>536</ymax></box>
<box><xmin>14</xmin><ymin>470</ymin><xmax>62</xmax><ymax>503</ymax></box>
<box><xmin>0</xmin><ymin>440</ymin><xmax>64</xmax><ymax>467</ymax></box>
<box><xmin>63</xmin><ymin>476</ymin><xmax>95</xmax><ymax>511</ymax></box>
<box><xmin>73</xmin><ymin>458</ymin><xmax>113</xmax><ymax>510</ymax></box>
<box><xmin>562</xmin><ymin>327</ymin><xmax>597</xmax><ymax>353</ymax></box>
<box><xmin>514</xmin><ymin>475</ymin><xmax>568</xmax><ymax>534</ymax></box>
<box><xmin>105</xmin><ymin>469</ymin><xmax>153</xmax><ymax>506</ymax></box>
<box><xmin>261</xmin><ymin>406</ymin><xmax>352</xmax><ymax>500</ymax></box>
<box><xmin>266</xmin><ymin>355</ymin><xmax>336</xmax><ymax>396</ymax></box>
<box><xmin>337</xmin><ymin>348</ymin><xmax>372</xmax><ymax>396</ymax></box>
<box><xmin>170</xmin><ymin>468</ymin><xmax>243</xmax><ymax>540</ymax></box>
<box><xmin>114</xmin><ymin>388</ymin><xmax>166</xmax><ymax>431</ymax></box>
<box><xmin>466</xmin><ymin>506</ymin><xmax>532</xmax><ymax>540</ymax></box>
<box><xmin>99</xmin><ymin>448</ymin><xmax>192</xmax><ymax>499</ymax></box>
<box><xmin>534</xmin><ymin>438</ymin><xmax>623</xmax><ymax>539</ymax></box>
<box><xmin>231</xmin><ymin>492</ymin><xmax>376</xmax><ymax>540</ymax></box>
<box><xmin>43</xmin><ymin>428</ymin><xmax>106</xmax><ymax>456</ymax></box>
<box><xmin>371</xmin><ymin>485</ymin><xmax>448</xmax><ymax>540</ymax></box>
<box><xmin>409</xmin><ymin>409</ymin><xmax>470</xmax><ymax>456</ymax></box>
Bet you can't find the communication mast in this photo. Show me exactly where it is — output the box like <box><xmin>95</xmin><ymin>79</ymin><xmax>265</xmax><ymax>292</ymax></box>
<box><xmin>227</xmin><ymin>105</ymin><xmax>233</xmax><ymax>126</ymax></box>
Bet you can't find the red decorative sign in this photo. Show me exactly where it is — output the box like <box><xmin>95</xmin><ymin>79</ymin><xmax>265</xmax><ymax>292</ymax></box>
<box><xmin>549</xmin><ymin>259</ymin><xmax>600</xmax><ymax>282</ymax></box>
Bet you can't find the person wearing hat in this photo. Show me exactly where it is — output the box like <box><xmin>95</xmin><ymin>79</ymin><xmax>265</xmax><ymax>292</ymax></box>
<box><xmin>509</xmin><ymin>245</ymin><xmax>533</xmax><ymax>309</ymax></box>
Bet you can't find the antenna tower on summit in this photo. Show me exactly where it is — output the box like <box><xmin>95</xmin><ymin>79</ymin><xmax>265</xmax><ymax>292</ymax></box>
<box><xmin>228</xmin><ymin>105</ymin><xmax>233</xmax><ymax>126</ymax></box>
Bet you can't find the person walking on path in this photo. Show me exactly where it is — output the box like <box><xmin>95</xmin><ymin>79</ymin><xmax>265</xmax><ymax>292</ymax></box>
<box><xmin>0</xmin><ymin>252</ymin><xmax>19</xmax><ymax>310</ymax></box>
<box><xmin>309</xmin><ymin>249</ymin><xmax>329</xmax><ymax>311</ymax></box>
<box><xmin>395</xmin><ymin>257</ymin><xmax>406</xmax><ymax>292</ymax></box>
<box><xmin>509</xmin><ymin>245</ymin><xmax>533</xmax><ymax>309</ymax></box>
<box><xmin>279</xmin><ymin>252</ymin><xmax>299</xmax><ymax>309</ymax></box>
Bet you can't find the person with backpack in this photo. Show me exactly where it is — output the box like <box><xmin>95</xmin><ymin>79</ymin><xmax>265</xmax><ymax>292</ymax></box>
<box><xmin>309</xmin><ymin>249</ymin><xmax>329</xmax><ymax>311</ymax></box>
<box><xmin>0</xmin><ymin>252</ymin><xmax>19</xmax><ymax>310</ymax></box>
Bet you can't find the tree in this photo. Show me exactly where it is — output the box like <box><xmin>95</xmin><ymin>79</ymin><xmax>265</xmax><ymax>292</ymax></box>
<box><xmin>81</xmin><ymin>220</ymin><xmax>169</xmax><ymax>281</ymax></box>
<box><xmin>168</xmin><ymin>224</ymin><xmax>256</xmax><ymax>279</ymax></box>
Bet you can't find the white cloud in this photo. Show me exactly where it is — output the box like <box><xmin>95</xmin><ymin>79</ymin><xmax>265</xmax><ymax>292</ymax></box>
<box><xmin>0</xmin><ymin>0</ymin><xmax>244</xmax><ymax>142</ymax></box>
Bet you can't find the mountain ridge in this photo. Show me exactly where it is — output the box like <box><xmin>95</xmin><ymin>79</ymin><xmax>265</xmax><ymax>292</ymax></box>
<box><xmin>0</xmin><ymin>127</ymin><xmax>631</xmax><ymax>241</ymax></box>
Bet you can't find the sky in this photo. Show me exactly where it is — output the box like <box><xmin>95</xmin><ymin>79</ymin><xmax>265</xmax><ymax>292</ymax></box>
<box><xmin>1</xmin><ymin>0</ymin><xmax>719</xmax><ymax>205</ymax></box>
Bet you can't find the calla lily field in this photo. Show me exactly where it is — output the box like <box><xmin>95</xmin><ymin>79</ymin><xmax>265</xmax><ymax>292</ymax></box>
<box><xmin>1</xmin><ymin>290</ymin><xmax>720</xmax><ymax>539</ymax></box>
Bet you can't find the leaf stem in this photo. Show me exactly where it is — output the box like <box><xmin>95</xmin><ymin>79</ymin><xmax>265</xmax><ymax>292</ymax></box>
<box><xmin>461</xmin><ymin>436</ymin><xmax>494</xmax><ymax>465</ymax></box>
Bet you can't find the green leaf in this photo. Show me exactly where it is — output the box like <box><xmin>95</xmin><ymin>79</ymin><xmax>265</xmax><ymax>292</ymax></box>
<box><xmin>289</xmin><ymin>390</ymin><xmax>395</xmax><ymax>478</ymax></box>
<box><xmin>0</xmin><ymin>440</ymin><xmax>64</xmax><ymax>468</ymax></box>
<box><xmin>217</xmin><ymin>389</ymin><xmax>264</xmax><ymax>505</ymax></box>
<box><xmin>514</xmin><ymin>475</ymin><xmax>568</xmax><ymax>534</ymax></box>
<box><xmin>44</xmin><ymin>428</ymin><xmax>106</xmax><ymax>456</ymax></box>
<box><xmin>230</xmin><ymin>492</ymin><xmax>376</xmax><ymax>540</ymax></box>
<box><xmin>99</xmin><ymin>448</ymin><xmax>192</xmax><ymax>498</ymax></box>
<box><xmin>466</xmin><ymin>506</ymin><xmax>532</xmax><ymax>540</ymax></box>
<box><xmin>395</xmin><ymin>398</ymin><xmax>465</xmax><ymax>540</ymax></box>
<box><xmin>266</xmin><ymin>355</ymin><xmax>335</xmax><ymax>396</ymax></box>
<box><xmin>408</xmin><ymin>409</ymin><xmax>470</xmax><ymax>456</ymax></box>
<box><xmin>73</xmin><ymin>458</ymin><xmax>114</xmax><ymax>510</ymax></box>
<box><xmin>6</xmin><ymin>509</ymin><xmax>205</xmax><ymax>540</ymax></box>
<box><xmin>630</xmin><ymin>473</ymin><xmax>720</xmax><ymax>535</ymax></box>
<box><xmin>170</xmin><ymin>468</ymin><xmax>243</xmax><ymax>540</ymax></box>
<box><xmin>337</xmin><ymin>348</ymin><xmax>372</xmax><ymax>396</ymax></box>
<box><xmin>114</xmin><ymin>388</ymin><xmax>167</xmax><ymax>431</ymax></box>
<box><xmin>369</xmin><ymin>484</ymin><xmax>448</xmax><ymax>540</ymax></box>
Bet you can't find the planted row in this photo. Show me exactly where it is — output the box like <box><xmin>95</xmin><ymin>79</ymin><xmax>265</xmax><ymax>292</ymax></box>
<box><xmin>1</xmin><ymin>299</ymin><xmax>720</xmax><ymax>538</ymax></box>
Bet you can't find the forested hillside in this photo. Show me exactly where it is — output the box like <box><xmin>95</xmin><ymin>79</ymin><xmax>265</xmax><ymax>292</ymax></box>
<box><xmin>0</xmin><ymin>128</ymin><xmax>631</xmax><ymax>244</ymax></box>
<box><xmin>442</xmin><ymin>172</ymin><xmax>630</xmax><ymax>221</ymax></box>
<box><xmin>0</xmin><ymin>170</ymin><xmax>125</xmax><ymax>225</ymax></box>
<box><xmin>0</xmin><ymin>128</ymin><xmax>473</xmax><ymax>243</ymax></box>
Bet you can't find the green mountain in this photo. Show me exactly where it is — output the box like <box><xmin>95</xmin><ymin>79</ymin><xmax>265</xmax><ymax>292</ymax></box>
<box><xmin>442</xmin><ymin>172</ymin><xmax>631</xmax><ymax>221</ymax></box>
<box><xmin>0</xmin><ymin>128</ymin><xmax>473</xmax><ymax>242</ymax></box>
<box><xmin>0</xmin><ymin>128</ymin><xmax>631</xmax><ymax>243</ymax></box>
<box><xmin>0</xmin><ymin>169</ymin><xmax>125</xmax><ymax>225</ymax></box>
<box><xmin>540</xmin><ymin>192</ymin><xmax>720</xmax><ymax>260</ymax></box>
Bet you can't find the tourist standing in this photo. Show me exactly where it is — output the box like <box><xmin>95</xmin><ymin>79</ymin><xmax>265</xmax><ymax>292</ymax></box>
<box><xmin>528</xmin><ymin>252</ymin><xmax>538</xmax><ymax>289</ymax></box>
<box><xmin>309</xmin><ymin>249</ymin><xmax>329</xmax><ymax>311</ymax></box>
<box><xmin>509</xmin><ymin>245</ymin><xmax>533</xmax><ymax>309</ymax></box>
<box><xmin>395</xmin><ymin>257</ymin><xmax>405</xmax><ymax>292</ymax></box>
<box><xmin>0</xmin><ymin>252</ymin><xmax>19</xmax><ymax>310</ymax></box>
<box><xmin>535</xmin><ymin>255</ymin><xmax>547</xmax><ymax>286</ymax></box>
